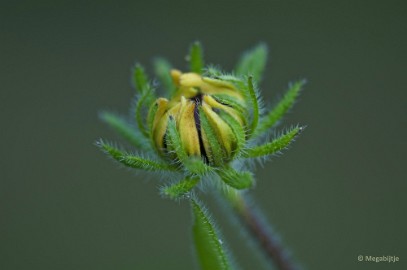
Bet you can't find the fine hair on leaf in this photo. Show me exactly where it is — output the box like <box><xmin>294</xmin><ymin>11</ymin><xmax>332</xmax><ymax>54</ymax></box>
<box><xmin>191</xmin><ymin>198</ymin><xmax>233</xmax><ymax>270</ymax></box>
<box><xmin>253</xmin><ymin>80</ymin><xmax>305</xmax><ymax>138</ymax></box>
<box><xmin>235</xmin><ymin>43</ymin><xmax>268</xmax><ymax>82</ymax></box>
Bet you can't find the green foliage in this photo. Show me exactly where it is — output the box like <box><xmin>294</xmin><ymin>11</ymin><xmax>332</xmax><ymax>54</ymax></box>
<box><xmin>244</xmin><ymin>126</ymin><xmax>303</xmax><ymax>158</ymax></box>
<box><xmin>98</xmin><ymin>42</ymin><xmax>305</xmax><ymax>270</ymax></box>
<box><xmin>211</xmin><ymin>94</ymin><xmax>247</xmax><ymax>116</ymax></box>
<box><xmin>99</xmin><ymin>111</ymin><xmax>149</xmax><ymax>150</ymax></box>
<box><xmin>166</xmin><ymin>118</ymin><xmax>187</xmax><ymax>160</ymax></box>
<box><xmin>153</xmin><ymin>57</ymin><xmax>176</xmax><ymax>96</ymax></box>
<box><xmin>132</xmin><ymin>64</ymin><xmax>157</xmax><ymax>137</ymax></box>
<box><xmin>191</xmin><ymin>199</ymin><xmax>232</xmax><ymax>270</ymax></box>
<box><xmin>189</xmin><ymin>41</ymin><xmax>204</xmax><ymax>74</ymax></box>
<box><xmin>235</xmin><ymin>43</ymin><xmax>267</xmax><ymax>82</ymax></box>
<box><xmin>161</xmin><ymin>176</ymin><xmax>200</xmax><ymax>200</ymax></box>
<box><xmin>218</xmin><ymin>111</ymin><xmax>245</xmax><ymax>156</ymax></box>
<box><xmin>135</xmin><ymin>86</ymin><xmax>155</xmax><ymax>137</ymax></box>
<box><xmin>218</xmin><ymin>166</ymin><xmax>253</xmax><ymax>190</ymax></box>
<box><xmin>247</xmin><ymin>76</ymin><xmax>259</xmax><ymax>136</ymax></box>
<box><xmin>132</xmin><ymin>64</ymin><xmax>149</xmax><ymax>93</ymax></box>
<box><xmin>97</xmin><ymin>140</ymin><xmax>174</xmax><ymax>171</ymax></box>
<box><xmin>199</xmin><ymin>107</ymin><xmax>224</xmax><ymax>166</ymax></box>
<box><xmin>254</xmin><ymin>80</ymin><xmax>305</xmax><ymax>138</ymax></box>
<box><xmin>147</xmin><ymin>101</ymin><xmax>158</xmax><ymax>132</ymax></box>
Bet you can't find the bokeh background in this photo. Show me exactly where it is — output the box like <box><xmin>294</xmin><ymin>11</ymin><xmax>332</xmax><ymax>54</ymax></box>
<box><xmin>1</xmin><ymin>1</ymin><xmax>406</xmax><ymax>269</ymax></box>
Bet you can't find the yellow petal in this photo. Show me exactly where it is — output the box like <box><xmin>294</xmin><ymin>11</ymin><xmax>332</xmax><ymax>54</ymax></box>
<box><xmin>152</xmin><ymin>99</ymin><xmax>182</xmax><ymax>153</ymax></box>
<box><xmin>152</xmin><ymin>98</ymin><xmax>168</xmax><ymax>132</ymax></box>
<box><xmin>201</xmin><ymin>85</ymin><xmax>243</xmax><ymax>101</ymax></box>
<box><xmin>202</xmin><ymin>95</ymin><xmax>246</xmax><ymax>127</ymax></box>
<box><xmin>202</xmin><ymin>77</ymin><xmax>236</xmax><ymax>90</ymax></box>
<box><xmin>168</xmin><ymin>87</ymin><xmax>198</xmax><ymax>108</ymax></box>
<box><xmin>179</xmin><ymin>73</ymin><xmax>204</xmax><ymax>87</ymax></box>
<box><xmin>171</xmin><ymin>69</ymin><xmax>182</xmax><ymax>87</ymax></box>
<box><xmin>178</xmin><ymin>99</ymin><xmax>201</xmax><ymax>156</ymax></box>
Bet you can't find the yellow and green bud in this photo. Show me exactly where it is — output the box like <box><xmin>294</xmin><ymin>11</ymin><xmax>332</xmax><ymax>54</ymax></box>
<box><xmin>99</xmin><ymin>42</ymin><xmax>304</xmax><ymax>193</ymax></box>
<box><xmin>149</xmin><ymin>70</ymin><xmax>248</xmax><ymax>167</ymax></box>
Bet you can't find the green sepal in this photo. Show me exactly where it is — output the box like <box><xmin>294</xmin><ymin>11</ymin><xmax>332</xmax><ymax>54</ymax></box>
<box><xmin>134</xmin><ymin>85</ymin><xmax>156</xmax><ymax>137</ymax></box>
<box><xmin>202</xmin><ymin>77</ymin><xmax>236</xmax><ymax>90</ymax></box>
<box><xmin>199</xmin><ymin>107</ymin><xmax>224</xmax><ymax>166</ymax></box>
<box><xmin>254</xmin><ymin>80</ymin><xmax>305</xmax><ymax>138</ymax></box>
<box><xmin>166</xmin><ymin>118</ymin><xmax>187</xmax><ymax>161</ymax></box>
<box><xmin>184</xmin><ymin>157</ymin><xmax>212</xmax><ymax>176</ymax></box>
<box><xmin>243</xmin><ymin>126</ymin><xmax>303</xmax><ymax>158</ymax></box>
<box><xmin>97</xmin><ymin>140</ymin><xmax>175</xmax><ymax>172</ymax></box>
<box><xmin>204</xmin><ymin>72</ymin><xmax>249</xmax><ymax>100</ymax></box>
<box><xmin>153</xmin><ymin>57</ymin><xmax>176</xmax><ymax>96</ymax></box>
<box><xmin>147</xmin><ymin>100</ymin><xmax>158</xmax><ymax>132</ymax></box>
<box><xmin>166</xmin><ymin>118</ymin><xmax>210</xmax><ymax>175</ymax></box>
<box><xmin>218</xmin><ymin>111</ymin><xmax>245</xmax><ymax>158</ymax></box>
<box><xmin>191</xmin><ymin>198</ymin><xmax>232</xmax><ymax>270</ymax></box>
<box><xmin>204</xmin><ymin>65</ymin><xmax>222</xmax><ymax>77</ymax></box>
<box><xmin>132</xmin><ymin>63</ymin><xmax>149</xmax><ymax>93</ymax></box>
<box><xmin>211</xmin><ymin>94</ymin><xmax>247</xmax><ymax>116</ymax></box>
<box><xmin>218</xmin><ymin>75</ymin><xmax>250</xmax><ymax>100</ymax></box>
<box><xmin>218</xmin><ymin>167</ymin><xmax>254</xmax><ymax>190</ymax></box>
<box><xmin>99</xmin><ymin>111</ymin><xmax>150</xmax><ymax>150</ymax></box>
<box><xmin>216</xmin><ymin>74</ymin><xmax>244</xmax><ymax>85</ymax></box>
<box><xmin>189</xmin><ymin>41</ymin><xmax>204</xmax><ymax>74</ymax></box>
<box><xmin>161</xmin><ymin>176</ymin><xmax>200</xmax><ymax>200</ymax></box>
<box><xmin>247</xmin><ymin>76</ymin><xmax>259</xmax><ymax>136</ymax></box>
<box><xmin>235</xmin><ymin>43</ymin><xmax>268</xmax><ymax>82</ymax></box>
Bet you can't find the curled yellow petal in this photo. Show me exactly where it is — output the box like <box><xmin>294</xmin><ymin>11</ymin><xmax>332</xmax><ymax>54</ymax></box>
<box><xmin>179</xmin><ymin>72</ymin><xmax>204</xmax><ymax>87</ymax></box>
<box><xmin>152</xmin><ymin>99</ymin><xmax>182</xmax><ymax>153</ymax></box>
<box><xmin>152</xmin><ymin>98</ymin><xmax>168</xmax><ymax>132</ymax></box>
<box><xmin>168</xmin><ymin>87</ymin><xmax>198</xmax><ymax>108</ymax></box>
<box><xmin>202</xmin><ymin>95</ymin><xmax>245</xmax><ymax>126</ymax></box>
<box><xmin>171</xmin><ymin>69</ymin><xmax>182</xmax><ymax>86</ymax></box>
<box><xmin>200</xmin><ymin>85</ymin><xmax>243</xmax><ymax>101</ymax></box>
<box><xmin>178</xmin><ymin>98</ymin><xmax>201</xmax><ymax>156</ymax></box>
<box><xmin>202</xmin><ymin>77</ymin><xmax>236</xmax><ymax>90</ymax></box>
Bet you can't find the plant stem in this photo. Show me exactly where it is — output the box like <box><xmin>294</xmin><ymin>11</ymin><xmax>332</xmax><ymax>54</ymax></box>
<box><xmin>225</xmin><ymin>190</ymin><xmax>300</xmax><ymax>270</ymax></box>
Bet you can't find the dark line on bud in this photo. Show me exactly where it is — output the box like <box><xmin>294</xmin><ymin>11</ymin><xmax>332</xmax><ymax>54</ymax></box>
<box><xmin>192</xmin><ymin>96</ymin><xmax>209</xmax><ymax>164</ymax></box>
<box><xmin>212</xmin><ymin>96</ymin><xmax>233</xmax><ymax>108</ymax></box>
<box><xmin>163</xmin><ymin>129</ymin><xmax>168</xmax><ymax>150</ymax></box>
<box><xmin>163</xmin><ymin>116</ymin><xmax>173</xmax><ymax>151</ymax></box>
<box><xmin>212</xmin><ymin>108</ymin><xmax>221</xmax><ymax>114</ymax></box>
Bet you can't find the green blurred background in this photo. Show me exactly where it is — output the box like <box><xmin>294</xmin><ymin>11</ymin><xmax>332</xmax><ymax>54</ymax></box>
<box><xmin>1</xmin><ymin>1</ymin><xmax>406</xmax><ymax>269</ymax></box>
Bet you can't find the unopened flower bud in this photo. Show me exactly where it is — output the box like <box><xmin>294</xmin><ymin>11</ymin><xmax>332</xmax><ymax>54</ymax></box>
<box><xmin>149</xmin><ymin>71</ymin><xmax>248</xmax><ymax>167</ymax></box>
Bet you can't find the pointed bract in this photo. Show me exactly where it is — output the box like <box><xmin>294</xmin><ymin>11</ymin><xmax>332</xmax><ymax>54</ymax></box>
<box><xmin>161</xmin><ymin>176</ymin><xmax>200</xmax><ymax>200</ymax></box>
<box><xmin>191</xmin><ymin>199</ymin><xmax>232</xmax><ymax>270</ymax></box>
<box><xmin>254</xmin><ymin>80</ymin><xmax>305</xmax><ymax>138</ymax></box>
<box><xmin>153</xmin><ymin>57</ymin><xmax>176</xmax><ymax>96</ymax></box>
<box><xmin>247</xmin><ymin>76</ymin><xmax>259</xmax><ymax>136</ymax></box>
<box><xmin>99</xmin><ymin>111</ymin><xmax>150</xmax><ymax>150</ymax></box>
<box><xmin>189</xmin><ymin>41</ymin><xmax>204</xmax><ymax>74</ymax></box>
<box><xmin>218</xmin><ymin>167</ymin><xmax>254</xmax><ymax>190</ymax></box>
<box><xmin>244</xmin><ymin>126</ymin><xmax>304</xmax><ymax>158</ymax></box>
<box><xmin>97</xmin><ymin>140</ymin><xmax>174</xmax><ymax>171</ymax></box>
<box><xmin>235</xmin><ymin>43</ymin><xmax>268</xmax><ymax>82</ymax></box>
<box><xmin>132</xmin><ymin>64</ymin><xmax>149</xmax><ymax>93</ymax></box>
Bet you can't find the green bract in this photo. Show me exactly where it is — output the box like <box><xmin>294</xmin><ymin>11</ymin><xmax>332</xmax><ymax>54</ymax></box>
<box><xmin>97</xmin><ymin>42</ymin><xmax>305</xmax><ymax>197</ymax></box>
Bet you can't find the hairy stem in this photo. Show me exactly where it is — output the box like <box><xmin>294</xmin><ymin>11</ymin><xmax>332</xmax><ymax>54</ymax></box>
<box><xmin>225</xmin><ymin>190</ymin><xmax>300</xmax><ymax>270</ymax></box>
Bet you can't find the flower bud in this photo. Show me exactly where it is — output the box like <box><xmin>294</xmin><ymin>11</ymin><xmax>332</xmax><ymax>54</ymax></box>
<box><xmin>149</xmin><ymin>70</ymin><xmax>248</xmax><ymax>167</ymax></box>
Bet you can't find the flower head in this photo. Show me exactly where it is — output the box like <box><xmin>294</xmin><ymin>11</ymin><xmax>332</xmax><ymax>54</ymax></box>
<box><xmin>98</xmin><ymin>42</ymin><xmax>305</xmax><ymax>199</ymax></box>
<box><xmin>150</xmin><ymin>70</ymin><xmax>247</xmax><ymax>167</ymax></box>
